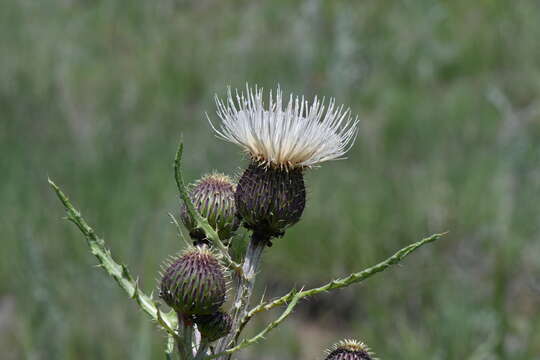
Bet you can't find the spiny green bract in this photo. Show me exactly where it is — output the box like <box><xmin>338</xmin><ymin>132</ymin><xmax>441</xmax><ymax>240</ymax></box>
<box><xmin>159</xmin><ymin>247</ymin><xmax>227</xmax><ymax>315</ymax></box>
<box><xmin>194</xmin><ymin>310</ymin><xmax>232</xmax><ymax>342</ymax></box>
<box><xmin>324</xmin><ymin>339</ymin><xmax>375</xmax><ymax>360</ymax></box>
<box><xmin>181</xmin><ymin>172</ymin><xmax>239</xmax><ymax>241</ymax></box>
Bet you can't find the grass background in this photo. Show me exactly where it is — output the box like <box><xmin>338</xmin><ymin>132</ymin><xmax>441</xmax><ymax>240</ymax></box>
<box><xmin>1</xmin><ymin>0</ymin><xmax>540</xmax><ymax>359</ymax></box>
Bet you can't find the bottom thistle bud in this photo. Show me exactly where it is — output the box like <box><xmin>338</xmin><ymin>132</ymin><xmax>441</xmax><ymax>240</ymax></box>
<box><xmin>194</xmin><ymin>310</ymin><xmax>232</xmax><ymax>342</ymax></box>
<box><xmin>159</xmin><ymin>247</ymin><xmax>227</xmax><ymax>315</ymax></box>
<box><xmin>325</xmin><ymin>339</ymin><xmax>375</xmax><ymax>360</ymax></box>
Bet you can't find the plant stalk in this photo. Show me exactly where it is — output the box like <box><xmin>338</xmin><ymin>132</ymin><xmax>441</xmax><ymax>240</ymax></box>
<box><xmin>177</xmin><ymin>313</ymin><xmax>195</xmax><ymax>360</ymax></box>
<box><xmin>194</xmin><ymin>342</ymin><xmax>209</xmax><ymax>360</ymax></box>
<box><xmin>214</xmin><ymin>233</ymin><xmax>266</xmax><ymax>359</ymax></box>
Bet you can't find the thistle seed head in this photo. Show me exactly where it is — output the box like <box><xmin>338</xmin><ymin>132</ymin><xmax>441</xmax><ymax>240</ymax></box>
<box><xmin>325</xmin><ymin>339</ymin><xmax>375</xmax><ymax>360</ymax></box>
<box><xmin>180</xmin><ymin>172</ymin><xmax>239</xmax><ymax>241</ymax></box>
<box><xmin>235</xmin><ymin>161</ymin><xmax>306</xmax><ymax>240</ymax></box>
<box><xmin>194</xmin><ymin>310</ymin><xmax>232</xmax><ymax>342</ymax></box>
<box><xmin>159</xmin><ymin>247</ymin><xmax>227</xmax><ymax>315</ymax></box>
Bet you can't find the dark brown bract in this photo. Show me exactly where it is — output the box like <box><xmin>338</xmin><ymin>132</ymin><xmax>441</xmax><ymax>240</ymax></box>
<box><xmin>325</xmin><ymin>340</ymin><xmax>374</xmax><ymax>360</ymax></box>
<box><xmin>325</xmin><ymin>348</ymin><xmax>373</xmax><ymax>360</ymax></box>
<box><xmin>194</xmin><ymin>310</ymin><xmax>232</xmax><ymax>342</ymax></box>
<box><xmin>235</xmin><ymin>161</ymin><xmax>306</xmax><ymax>241</ymax></box>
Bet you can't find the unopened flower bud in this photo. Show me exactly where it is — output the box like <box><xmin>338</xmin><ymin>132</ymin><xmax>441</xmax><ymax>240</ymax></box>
<box><xmin>325</xmin><ymin>339</ymin><xmax>375</xmax><ymax>360</ymax></box>
<box><xmin>181</xmin><ymin>173</ymin><xmax>239</xmax><ymax>241</ymax></box>
<box><xmin>194</xmin><ymin>310</ymin><xmax>232</xmax><ymax>342</ymax></box>
<box><xmin>160</xmin><ymin>247</ymin><xmax>227</xmax><ymax>315</ymax></box>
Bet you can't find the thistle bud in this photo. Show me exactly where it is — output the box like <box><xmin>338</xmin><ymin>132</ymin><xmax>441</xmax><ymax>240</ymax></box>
<box><xmin>325</xmin><ymin>339</ymin><xmax>375</xmax><ymax>360</ymax></box>
<box><xmin>235</xmin><ymin>162</ymin><xmax>306</xmax><ymax>241</ymax></box>
<box><xmin>194</xmin><ymin>310</ymin><xmax>232</xmax><ymax>342</ymax></box>
<box><xmin>181</xmin><ymin>173</ymin><xmax>239</xmax><ymax>241</ymax></box>
<box><xmin>159</xmin><ymin>247</ymin><xmax>227</xmax><ymax>315</ymax></box>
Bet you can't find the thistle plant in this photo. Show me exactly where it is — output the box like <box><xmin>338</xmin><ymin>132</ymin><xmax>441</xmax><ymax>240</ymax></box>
<box><xmin>49</xmin><ymin>85</ymin><xmax>444</xmax><ymax>359</ymax></box>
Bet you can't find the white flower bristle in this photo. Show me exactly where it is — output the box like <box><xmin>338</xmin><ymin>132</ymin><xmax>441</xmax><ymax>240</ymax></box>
<box><xmin>211</xmin><ymin>85</ymin><xmax>359</xmax><ymax>169</ymax></box>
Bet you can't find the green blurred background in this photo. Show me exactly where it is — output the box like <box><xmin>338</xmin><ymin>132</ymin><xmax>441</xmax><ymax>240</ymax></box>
<box><xmin>1</xmin><ymin>0</ymin><xmax>540</xmax><ymax>359</ymax></box>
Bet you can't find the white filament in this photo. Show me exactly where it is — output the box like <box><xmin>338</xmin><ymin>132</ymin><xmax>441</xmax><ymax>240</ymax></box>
<box><xmin>210</xmin><ymin>85</ymin><xmax>359</xmax><ymax>169</ymax></box>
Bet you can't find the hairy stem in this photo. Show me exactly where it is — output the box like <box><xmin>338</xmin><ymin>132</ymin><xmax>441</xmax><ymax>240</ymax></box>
<box><xmin>175</xmin><ymin>313</ymin><xmax>195</xmax><ymax>360</ymax></box>
<box><xmin>165</xmin><ymin>335</ymin><xmax>176</xmax><ymax>360</ymax></box>
<box><xmin>183</xmin><ymin>321</ymin><xmax>194</xmax><ymax>360</ymax></box>
<box><xmin>194</xmin><ymin>342</ymin><xmax>209</xmax><ymax>360</ymax></box>
<box><xmin>215</xmin><ymin>235</ymin><xmax>266</xmax><ymax>359</ymax></box>
<box><xmin>234</xmin><ymin>237</ymin><xmax>266</xmax><ymax>324</ymax></box>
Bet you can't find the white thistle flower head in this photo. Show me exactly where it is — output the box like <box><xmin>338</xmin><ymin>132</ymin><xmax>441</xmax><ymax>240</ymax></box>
<box><xmin>210</xmin><ymin>85</ymin><xmax>359</xmax><ymax>169</ymax></box>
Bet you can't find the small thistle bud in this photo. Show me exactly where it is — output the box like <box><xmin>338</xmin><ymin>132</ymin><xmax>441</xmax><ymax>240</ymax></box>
<box><xmin>159</xmin><ymin>247</ymin><xmax>227</xmax><ymax>315</ymax></box>
<box><xmin>194</xmin><ymin>310</ymin><xmax>232</xmax><ymax>342</ymax></box>
<box><xmin>180</xmin><ymin>173</ymin><xmax>239</xmax><ymax>241</ymax></box>
<box><xmin>235</xmin><ymin>162</ymin><xmax>306</xmax><ymax>239</ymax></box>
<box><xmin>325</xmin><ymin>340</ymin><xmax>375</xmax><ymax>360</ymax></box>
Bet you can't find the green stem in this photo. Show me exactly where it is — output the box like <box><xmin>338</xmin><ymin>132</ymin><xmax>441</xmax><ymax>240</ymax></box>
<box><xmin>183</xmin><ymin>320</ymin><xmax>194</xmax><ymax>360</ymax></box>
<box><xmin>234</xmin><ymin>237</ymin><xmax>265</xmax><ymax>324</ymax></box>
<box><xmin>215</xmin><ymin>236</ymin><xmax>266</xmax><ymax>359</ymax></box>
<box><xmin>165</xmin><ymin>335</ymin><xmax>176</xmax><ymax>360</ymax></box>
<box><xmin>194</xmin><ymin>342</ymin><xmax>209</xmax><ymax>360</ymax></box>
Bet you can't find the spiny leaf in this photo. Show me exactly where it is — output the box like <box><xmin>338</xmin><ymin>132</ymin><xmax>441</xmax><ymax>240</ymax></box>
<box><xmin>49</xmin><ymin>179</ymin><xmax>178</xmax><ymax>337</ymax></box>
